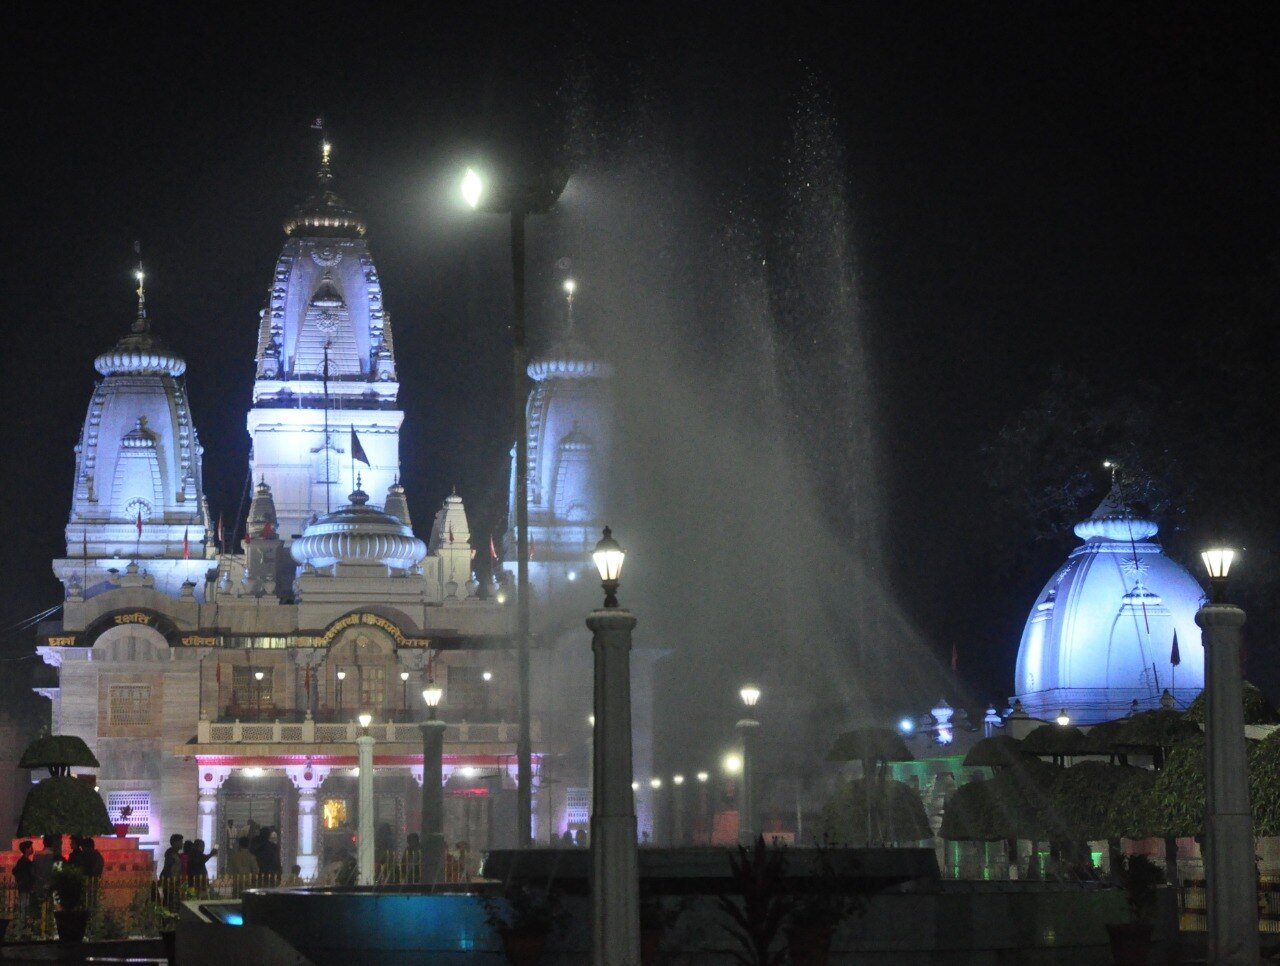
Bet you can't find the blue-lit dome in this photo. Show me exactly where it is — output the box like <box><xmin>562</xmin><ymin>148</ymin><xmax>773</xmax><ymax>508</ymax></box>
<box><xmin>1013</xmin><ymin>487</ymin><xmax>1207</xmax><ymax>724</ymax></box>
<box><xmin>291</xmin><ymin>488</ymin><xmax>425</xmax><ymax>571</ymax></box>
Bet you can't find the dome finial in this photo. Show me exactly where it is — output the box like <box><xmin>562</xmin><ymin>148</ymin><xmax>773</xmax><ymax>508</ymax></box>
<box><xmin>311</xmin><ymin>116</ymin><xmax>333</xmax><ymax>185</ymax></box>
<box><xmin>132</xmin><ymin>240</ymin><xmax>148</xmax><ymax>334</ymax></box>
<box><xmin>563</xmin><ymin>277</ymin><xmax>577</xmax><ymax>337</ymax></box>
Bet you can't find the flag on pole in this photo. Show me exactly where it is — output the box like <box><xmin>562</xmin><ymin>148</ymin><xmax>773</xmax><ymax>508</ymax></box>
<box><xmin>182</xmin><ymin>527</ymin><xmax>190</xmax><ymax>560</ymax></box>
<box><xmin>216</xmin><ymin>662</ymin><xmax>222</xmax><ymax>685</ymax></box>
<box><xmin>135</xmin><ymin>511</ymin><xmax>143</xmax><ymax>536</ymax></box>
<box><xmin>262</xmin><ymin>518</ymin><xmax>275</xmax><ymax>539</ymax></box>
<box><xmin>350</xmin><ymin>426</ymin><xmax>370</xmax><ymax>467</ymax></box>
<box><xmin>489</xmin><ymin>535</ymin><xmax>499</xmax><ymax>562</ymax></box>
<box><xmin>217</xmin><ymin>513</ymin><xmax>225</xmax><ymax>549</ymax></box>
<box><xmin>951</xmin><ymin>643</ymin><xmax>958</xmax><ymax>674</ymax></box>
<box><xmin>448</xmin><ymin>523</ymin><xmax>455</xmax><ymax>544</ymax></box>
<box><xmin>82</xmin><ymin>528</ymin><xmax>88</xmax><ymax>560</ymax></box>
<box><xmin>1170</xmin><ymin>630</ymin><xmax>1181</xmax><ymax>667</ymax></box>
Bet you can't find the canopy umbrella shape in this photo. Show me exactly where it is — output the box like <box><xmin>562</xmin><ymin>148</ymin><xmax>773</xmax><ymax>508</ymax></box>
<box><xmin>1186</xmin><ymin>682</ymin><xmax>1280</xmax><ymax>726</ymax></box>
<box><xmin>1110</xmin><ymin>709</ymin><xmax>1201</xmax><ymax>768</ymax></box>
<box><xmin>1082</xmin><ymin>718</ymin><xmax>1129</xmax><ymax>757</ymax></box>
<box><xmin>19</xmin><ymin>735</ymin><xmax>100</xmax><ymax>776</ymax></box>
<box><xmin>826</xmin><ymin>726</ymin><xmax>914</xmax><ymax>772</ymax></box>
<box><xmin>821</xmin><ymin>776</ymin><xmax>932</xmax><ymax>846</ymax></box>
<box><xmin>963</xmin><ymin>734</ymin><xmax>1032</xmax><ymax>769</ymax></box>
<box><xmin>982</xmin><ymin>757</ymin><xmax>1063</xmax><ymax>841</ymax></box>
<box><xmin>1051</xmin><ymin>761</ymin><xmax>1151</xmax><ymax>842</ymax></box>
<box><xmin>940</xmin><ymin>778</ymin><xmax>1002</xmax><ymax>841</ymax></box>
<box><xmin>1020</xmin><ymin>724</ymin><xmax>1089</xmax><ymax>764</ymax></box>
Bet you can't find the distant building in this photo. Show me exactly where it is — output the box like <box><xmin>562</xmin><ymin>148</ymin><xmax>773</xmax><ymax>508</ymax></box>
<box><xmin>36</xmin><ymin>145</ymin><xmax>616</xmax><ymax>874</ymax></box>
<box><xmin>1013</xmin><ymin>486</ymin><xmax>1206</xmax><ymax>725</ymax></box>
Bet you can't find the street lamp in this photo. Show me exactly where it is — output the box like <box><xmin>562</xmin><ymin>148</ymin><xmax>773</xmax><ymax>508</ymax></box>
<box><xmin>1197</xmin><ymin>547</ymin><xmax>1259</xmax><ymax>963</ymax></box>
<box><xmin>737</xmin><ymin>685</ymin><xmax>761</xmax><ymax>845</ymax></box>
<box><xmin>336</xmin><ymin>669</ymin><xmax>346</xmax><ymax>715</ymax></box>
<box><xmin>462</xmin><ymin>162</ymin><xmax>569</xmax><ymax>849</ymax></box>
<box><xmin>586</xmin><ymin>526</ymin><xmax>639</xmax><ymax>963</ymax></box>
<box><xmin>671</xmin><ymin>774</ymin><xmax>686</xmax><ymax>846</ymax></box>
<box><xmin>356</xmin><ymin>712</ymin><xmax>375</xmax><ymax>883</ymax></box>
<box><xmin>592</xmin><ymin>527</ymin><xmax>625</xmax><ymax>609</ymax></box>
<box><xmin>1055</xmin><ymin>709</ymin><xmax>1071</xmax><ymax>727</ymax></box>
<box><xmin>421</xmin><ymin>681</ymin><xmax>446</xmax><ymax>884</ymax></box>
<box><xmin>254</xmin><ymin>669</ymin><xmax>265</xmax><ymax>719</ymax></box>
<box><xmin>400</xmin><ymin>670</ymin><xmax>410</xmax><ymax>713</ymax></box>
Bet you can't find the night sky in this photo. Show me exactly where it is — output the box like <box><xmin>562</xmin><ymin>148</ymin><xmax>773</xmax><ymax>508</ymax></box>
<box><xmin>3</xmin><ymin>4</ymin><xmax>1277</xmax><ymax>727</ymax></box>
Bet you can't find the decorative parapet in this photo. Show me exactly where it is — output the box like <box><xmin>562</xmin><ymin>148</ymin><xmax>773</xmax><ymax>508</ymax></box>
<box><xmin>195</xmin><ymin>718</ymin><xmax>537</xmax><ymax>745</ymax></box>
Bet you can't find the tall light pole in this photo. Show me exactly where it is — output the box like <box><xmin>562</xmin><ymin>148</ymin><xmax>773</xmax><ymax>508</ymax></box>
<box><xmin>254</xmin><ymin>669</ymin><xmax>265</xmax><ymax>720</ymax></box>
<box><xmin>421</xmin><ymin>681</ymin><xmax>446</xmax><ymax>885</ymax></box>
<box><xmin>588</xmin><ymin>527</ymin><xmax>639</xmax><ymax>965</ymax></box>
<box><xmin>356</xmin><ymin>712</ymin><xmax>375</xmax><ymax>884</ymax></box>
<box><xmin>671</xmin><ymin>774</ymin><xmax>685</xmax><ymax>846</ymax></box>
<box><xmin>737</xmin><ymin>685</ymin><xmax>761</xmax><ymax>845</ymax></box>
<box><xmin>400</xmin><ymin>670</ymin><xmax>410</xmax><ymax>716</ymax></box>
<box><xmin>1198</xmin><ymin>548</ymin><xmax>1259</xmax><ymax>964</ymax></box>
<box><xmin>336</xmin><ymin>669</ymin><xmax>346</xmax><ymax>717</ymax></box>
<box><xmin>463</xmin><ymin>165</ymin><xmax>569</xmax><ymax>848</ymax></box>
<box><xmin>696</xmin><ymin>771</ymin><xmax>710</xmax><ymax>844</ymax></box>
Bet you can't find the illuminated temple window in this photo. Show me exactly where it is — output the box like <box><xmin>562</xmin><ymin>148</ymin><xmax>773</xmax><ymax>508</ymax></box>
<box><xmin>321</xmin><ymin>798</ymin><xmax>349</xmax><ymax>830</ymax></box>
<box><xmin>359</xmin><ymin>667</ymin><xmax>384</xmax><ymax>708</ymax></box>
<box><xmin>106</xmin><ymin>791</ymin><xmax>151</xmax><ymax>834</ymax></box>
<box><xmin>109</xmin><ymin>685</ymin><xmax>152</xmax><ymax>725</ymax></box>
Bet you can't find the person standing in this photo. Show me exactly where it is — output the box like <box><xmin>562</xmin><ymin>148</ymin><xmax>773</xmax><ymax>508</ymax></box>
<box><xmin>12</xmin><ymin>840</ymin><xmax>34</xmax><ymax>920</ymax></box>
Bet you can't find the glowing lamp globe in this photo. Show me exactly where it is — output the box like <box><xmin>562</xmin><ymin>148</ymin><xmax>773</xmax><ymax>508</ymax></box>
<box><xmin>592</xmin><ymin>527</ymin><xmax>625</xmax><ymax>581</ymax></box>
<box><xmin>722</xmin><ymin>753</ymin><xmax>743</xmax><ymax>775</ymax></box>
<box><xmin>1056</xmin><ymin>709</ymin><xmax>1071</xmax><ymax>727</ymax></box>
<box><xmin>740</xmin><ymin>686</ymin><xmax>761</xmax><ymax>708</ymax></box>
<box><xmin>400</xmin><ymin>671</ymin><xmax>410</xmax><ymax>682</ymax></box>
<box><xmin>1202</xmin><ymin>548</ymin><xmax>1235</xmax><ymax>580</ymax></box>
<box><xmin>650</xmin><ymin>777</ymin><xmax>662</xmax><ymax>790</ymax></box>
<box><xmin>564</xmin><ymin>278</ymin><xmax>576</xmax><ymax>296</ymax></box>
<box><xmin>899</xmin><ymin>717</ymin><xmax>914</xmax><ymax>734</ymax></box>
<box><xmin>673</xmin><ymin>774</ymin><xmax>685</xmax><ymax>785</ymax></box>
<box><xmin>422</xmin><ymin>684</ymin><xmax>443</xmax><ymax>708</ymax></box>
<box><xmin>336</xmin><ymin>670</ymin><xmax>347</xmax><ymax>682</ymax></box>
<box><xmin>357</xmin><ymin>712</ymin><xmax>372</xmax><ymax>730</ymax></box>
<box><xmin>461</xmin><ymin>168</ymin><xmax>483</xmax><ymax>210</ymax></box>
<box><xmin>696</xmin><ymin>771</ymin><xmax>709</xmax><ymax>783</ymax></box>
<box><xmin>254</xmin><ymin>670</ymin><xmax>264</xmax><ymax>682</ymax></box>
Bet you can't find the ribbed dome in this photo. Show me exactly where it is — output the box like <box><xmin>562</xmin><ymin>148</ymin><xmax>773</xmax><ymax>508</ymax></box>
<box><xmin>282</xmin><ymin>155</ymin><xmax>366</xmax><ymax>238</ymax></box>
<box><xmin>95</xmin><ymin>328</ymin><xmax>186</xmax><ymax>377</ymax></box>
<box><xmin>291</xmin><ymin>488</ymin><xmax>425</xmax><ymax>570</ymax></box>
<box><xmin>1073</xmin><ymin>487</ymin><xmax>1158</xmax><ymax>541</ymax></box>
<box><xmin>528</xmin><ymin>335</ymin><xmax>613</xmax><ymax>381</ymax></box>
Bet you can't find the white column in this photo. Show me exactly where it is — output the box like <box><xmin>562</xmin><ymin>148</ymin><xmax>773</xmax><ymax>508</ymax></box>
<box><xmin>286</xmin><ymin>764</ymin><xmax>328</xmax><ymax>880</ymax></box>
<box><xmin>1198</xmin><ymin>602</ymin><xmax>1260</xmax><ymax>964</ymax></box>
<box><xmin>588</xmin><ymin>607</ymin><xmax>640</xmax><ymax>966</ymax></box>
<box><xmin>196</xmin><ymin>767</ymin><xmax>230</xmax><ymax>878</ymax></box>
<box><xmin>357</xmin><ymin>736</ymin><xmax>375</xmax><ymax>884</ymax></box>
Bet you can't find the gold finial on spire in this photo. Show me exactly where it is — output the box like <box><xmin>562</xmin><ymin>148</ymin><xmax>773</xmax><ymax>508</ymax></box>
<box><xmin>311</xmin><ymin>116</ymin><xmax>333</xmax><ymax>184</ymax></box>
<box><xmin>132</xmin><ymin>240</ymin><xmax>148</xmax><ymax>333</ymax></box>
<box><xmin>563</xmin><ymin>277</ymin><xmax>577</xmax><ymax>335</ymax></box>
<box><xmin>1103</xmin><ymin>459</ymin><xmax>1118</xmax><ymax>485</ymax></box>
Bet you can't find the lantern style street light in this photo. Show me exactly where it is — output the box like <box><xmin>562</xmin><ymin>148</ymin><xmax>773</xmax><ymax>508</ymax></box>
<box><xmin>421</xmin><ymin>680</ymin><xmax>446</xmax><ymax>883</ymax></box>
<box><xmin>586</xmin><ymin>526</ymin><xmax>639</xmax><ymax>964</ymax></box>
<box><xmin>737</xmin><ymin>685</ymin><xmax>761</xmax><ymax>845</ymax></box>
<box><xmin>254</xmin><ymin>669</ymin><xmax>265</xmax><ymax>719</ymax></box>
<box><xmin>1197</xmin><ymin>548</ymin><xmax>1258</xmax><ymax>963</ymax></box>
<box><xmin>356</xmin><ymin>711</ymin><xmax>375</xmax><ymax>883</ymax></box>
<box><xmin>336</xmin><ymin>669</ymin><xmax>346</xmax><ymax>714</ymax></box>
<box><xmin>400</xmin><ymin>670</ymin><xmax>410</xmax><ymax>712</ymax></box>
<box><xmin>1055</xmin><ymin>709</ymin><xmax>1071</xmax><ymax>727</ymax></box>
<box><xmin>462</xmin><ymin>163</ymin><xmax>569</xmax><ymax>849</ymax></box>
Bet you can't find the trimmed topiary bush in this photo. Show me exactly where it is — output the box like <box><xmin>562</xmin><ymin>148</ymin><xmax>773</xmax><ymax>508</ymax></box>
<box><xmin>16</xmin><ymin>776</ymin><xmax>113</xmax><ymax>837</ymax></box>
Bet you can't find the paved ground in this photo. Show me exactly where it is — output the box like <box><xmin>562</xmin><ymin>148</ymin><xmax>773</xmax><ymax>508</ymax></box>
<box><xmin>0</xmin><ymin>939</ymin><xmax>166</xmax><ymax>963</ymax></box>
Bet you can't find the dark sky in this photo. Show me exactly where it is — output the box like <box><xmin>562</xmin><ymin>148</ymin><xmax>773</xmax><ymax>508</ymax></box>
<box><xmin>3</xmin><ymin>3</ymin><xmax>1277</xmax><ymax>720</ymax></box>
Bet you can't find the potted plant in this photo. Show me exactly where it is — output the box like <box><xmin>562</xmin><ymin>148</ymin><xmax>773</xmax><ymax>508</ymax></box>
<box><xmin>480</xmin><ymin>883</ymin><xmax>566</xmax><ymax>966</ymax></box>
<box><xmin>52</xmin><ymin>863</ymin><xmax>90</xmax><ymax>943</ymax></box>
<box><xmin>718</xmin><ymin>836</ymin><xmax>788</xmax><ymax>966</ymax></box>
<box><xmin>1107</xmin><ymin>854</ymin><xmax>1163</xmax><ymax>965</ymax></box>
<box><xmin>114</xmin><ymin>804</ymin><xmax>133</xmax><ymax>838</ymax></box>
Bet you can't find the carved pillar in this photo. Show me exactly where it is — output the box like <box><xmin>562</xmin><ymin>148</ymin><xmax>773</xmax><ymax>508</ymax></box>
<box><xmin>197</xmin><ymin>766</ymin><xmax>231</xmax><ymax>878</ymax></box>
<box><xmin>286</xmin><ymin>763</ymin><xmax>329</xmax><ymax>879</ymax></box>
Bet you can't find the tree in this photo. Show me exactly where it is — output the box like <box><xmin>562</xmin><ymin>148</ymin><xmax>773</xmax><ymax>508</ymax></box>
<box><xmin>821</xmin><ymin>777</ymin><xmax>931</xmax><ymax>847</ymax></box>
<box><xmin>15</xmin><ymin>734</ymin><xmax>112</xmax><ymax>838</ymax></box>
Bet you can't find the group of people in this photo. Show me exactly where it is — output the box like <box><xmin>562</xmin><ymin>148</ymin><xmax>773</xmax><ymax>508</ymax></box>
<box><xmin>159</xmin><ymin>827</ymin><xmax>285</xmax><ymax>884</ymax></box>
<box><xmin>10</xmin><ymin>834</ymin><xmax>104</xmax><ymax>918</ymax></box>
<box><xmin>550</xmin><ymin>829</ymin><xmax>588</xmax><ymax>848</ymax></box>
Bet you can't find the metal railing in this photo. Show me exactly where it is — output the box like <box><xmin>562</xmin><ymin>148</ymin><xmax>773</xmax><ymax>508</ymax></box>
<box><xmin>197</xmin><ymin>717</ymin><xmax>538</xmax><ymax>744</ymax></box>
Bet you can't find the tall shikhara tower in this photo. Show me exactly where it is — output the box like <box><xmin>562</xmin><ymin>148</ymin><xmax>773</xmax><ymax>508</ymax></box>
<box><xmin>248</xmin><ymin>142</ymin><xmax>402</xmax><ymax>542</ymax></box>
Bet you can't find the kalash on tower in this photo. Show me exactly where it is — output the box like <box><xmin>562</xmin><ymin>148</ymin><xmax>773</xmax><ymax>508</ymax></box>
<box><xmin>34</xmin><ymin>141</ymin><xmax>641</xmax><ymax>876</ymax></box>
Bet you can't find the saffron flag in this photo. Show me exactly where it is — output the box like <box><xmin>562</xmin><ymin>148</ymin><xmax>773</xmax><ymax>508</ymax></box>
<box><xmin>217</xmin><ymin>513</ymin><xmax>224</xmax><ymax>548</ymax></box>
<box><xmin>489</xmin><ymin>535</ymin><xmax>499</xmax><ymax>562</ymax></box>
<box><xmin>262</xmin><ymin>518</ymin><xmax>275</xmax><ymax>539</ymax></box>
<box><xmin>182</xmin><ymin>527</ymin><xmax>190</xmax><ymax>560</ymax></box>
<box><xmin>351</xmin><ymin>426</ymin><xmax>370</xmax><ymax>467</ymax></box>
<box><xmin>135</xmin><ymin>511</ymin><xmax>143</xmax><ymax>536</ymax></box>
<box><xmin>1170</xmin><ymin>630</ymin><xmax>1181</xmax><ymax>667</ymax></box>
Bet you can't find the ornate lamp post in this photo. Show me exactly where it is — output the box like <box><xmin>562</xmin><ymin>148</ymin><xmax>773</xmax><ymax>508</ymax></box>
<box><xmin>737</xmin><ymin>685</ymin><xmax>761</xmax><ymax>845</ymax></box>
<box><xmin>1198</xmin><ymin>548</ymin><xmax>1259</xmax><ymax>963</ymax></box>
<box><xmin>671</xmin><ymin>774</ymin><xmax>685</xmax><ymax>846</ymax></box>
<box><xmin>421</xmin><ymin>681</ymin><xmax>446</xmax><ymax>885</ymax></box>
<box><xmin>696</xmin><ymin>771</ymin><xmax>710</xmax><ymax>844</ymax></box>
<box><xmin>336</xmin><ymin>669</ymin><xmax>346</xmax><ymax>716</ymax></box>
<box><xmin>587</xmin><ymin>526</ymin><xmax>639</xmax><ymax>965</ymax></box>
<box><xmin>356</xmin><ymin>712</ymin><xmax>375</xmax><ymax>884</ymax></box>
<box><xmin>400</xmin><ymin>670</ymin><xmax>410</xmax><ymax>715</ymax></box>
<box><xmin>1055</xmin><ymin>708</ymin><xmax>1071</xmax><ymax>727</ymax></box>
<box><xmin>463</xmin><ymin>165</ymin><xmax>569</xmax><ymax>848</ymax></box>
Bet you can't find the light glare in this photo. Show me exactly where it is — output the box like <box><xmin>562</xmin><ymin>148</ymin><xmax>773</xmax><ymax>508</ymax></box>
<box><xmin>461</xmin><ymin>168</ymin><xmax>483</xmax><ymax>209</ymax></box>
<box><xmin>722</xmin><ymin>753</ymin><xmax>742</xmax><ymax>775</ymax></box>
<box><xmin>740</xmin><ymin>686</ymin><xmax>761</xmax><ymax>707</ymax></box>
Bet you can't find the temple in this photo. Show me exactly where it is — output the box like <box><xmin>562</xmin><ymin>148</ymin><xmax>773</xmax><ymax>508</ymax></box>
<box><xmin>1012</xmin><ymin>485</ymin><xmax>1206</xmax><ymax>724</ymax></box>
<box><xmin>36</xmin><ymin>143</ymin><xmax>619</xmax><ymax>874</ymax></box>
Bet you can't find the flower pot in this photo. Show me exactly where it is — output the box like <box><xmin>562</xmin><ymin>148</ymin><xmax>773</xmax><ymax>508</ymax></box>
<box><xmin>54</xmin><ymin>908</ymin><xmax>90</xmax><ymax>944</ymax></box>
<box><xmin>640</xmin><ymin>925</ymin><xmax>662</xmax><ymax>965</ymax></box>
<box><xmin>499</xmin><ymin>925</ymin><xmax>549</xmax><ymax>966</ymax></box>
<box><xmin>114</xmin><ymin>822</ymin><xmax>131</xmax><ymax>838</ymax></box>
<box><xmin>1106</xmin><ymin>922</ymin><xmax>1153</xmax><ymax>966</ymax></box>
<box><xmin>786</xmin><ymin>923</ymin><xmax>836</xmax><ymax>966</ymax></box>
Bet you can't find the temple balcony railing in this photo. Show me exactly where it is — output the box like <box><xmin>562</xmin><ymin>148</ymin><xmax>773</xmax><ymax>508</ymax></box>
<box><xmin>195</xmin><ymin>716</ymin><xmax>539</xmax><ymax>745</ymax></box>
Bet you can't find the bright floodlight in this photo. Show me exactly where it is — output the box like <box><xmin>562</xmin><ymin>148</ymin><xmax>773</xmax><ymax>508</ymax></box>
<box><xmin>461</xmin><ymin>168</ymin><xmax>483</xmax><ymax>209</ymax></box>
<box><xmin>400</xmin><ymin>670</ymin><xmax>410</xmax><ymax>682</ymax></box>
<box><xmin>254</xmin><ymin>670</ymin><xmax>265</xmax><ymax>682</ymax></box>
<box><xmin>1202</xmin><ymin>548</ymin><xmax>1236</xmax><ymax>580</ymax></box>
<box><xmin>899</xmin><ymin>717</ymin><xmax>914</xmax><ymax>734</ymax></box>
<box><xmin>592</xmin><ymin>527</ymin><xmax>625</xmax><ymax>582</ymax></box>
<box><xmin>650</xmin><ymin>777</ymin><xmax>662</xmax><ymax>789</ymax></box>
<box><xmin>422</xmin><ymin>684</ymin><xmax>443</xmax><ymax>708</ymax></box>
<box><xmin>696</xmin><ymin>771</ymin><xmax>709</xmax><ymax>783</ymax></box>
<box><xmin>461</xmin><ymin>766</ymin><xmax>478</xmax><ymax>778</ymax></box>
<box><xmin>673</xmin><ymin>774</ymin><xmax>685</xmax><ymax>785</ymax></box>
<box><xmin>358</xmin><ymin>712</ymin><xmax>372</xmax><ymax>730</ymax></box>
<box><xmin>722</xmin><ymin>753</ymin><xmax>742</xmax><ymax>775</ymax></box>
<box><xmin>740</xmin><ymin>686</ymin><xmax>761</xmax><ymax>708</ymax></box>
<box><xmin>1056</xmin><ymin>709</ymin><xmax>1071</xmax><ymax>727</ymax></box>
